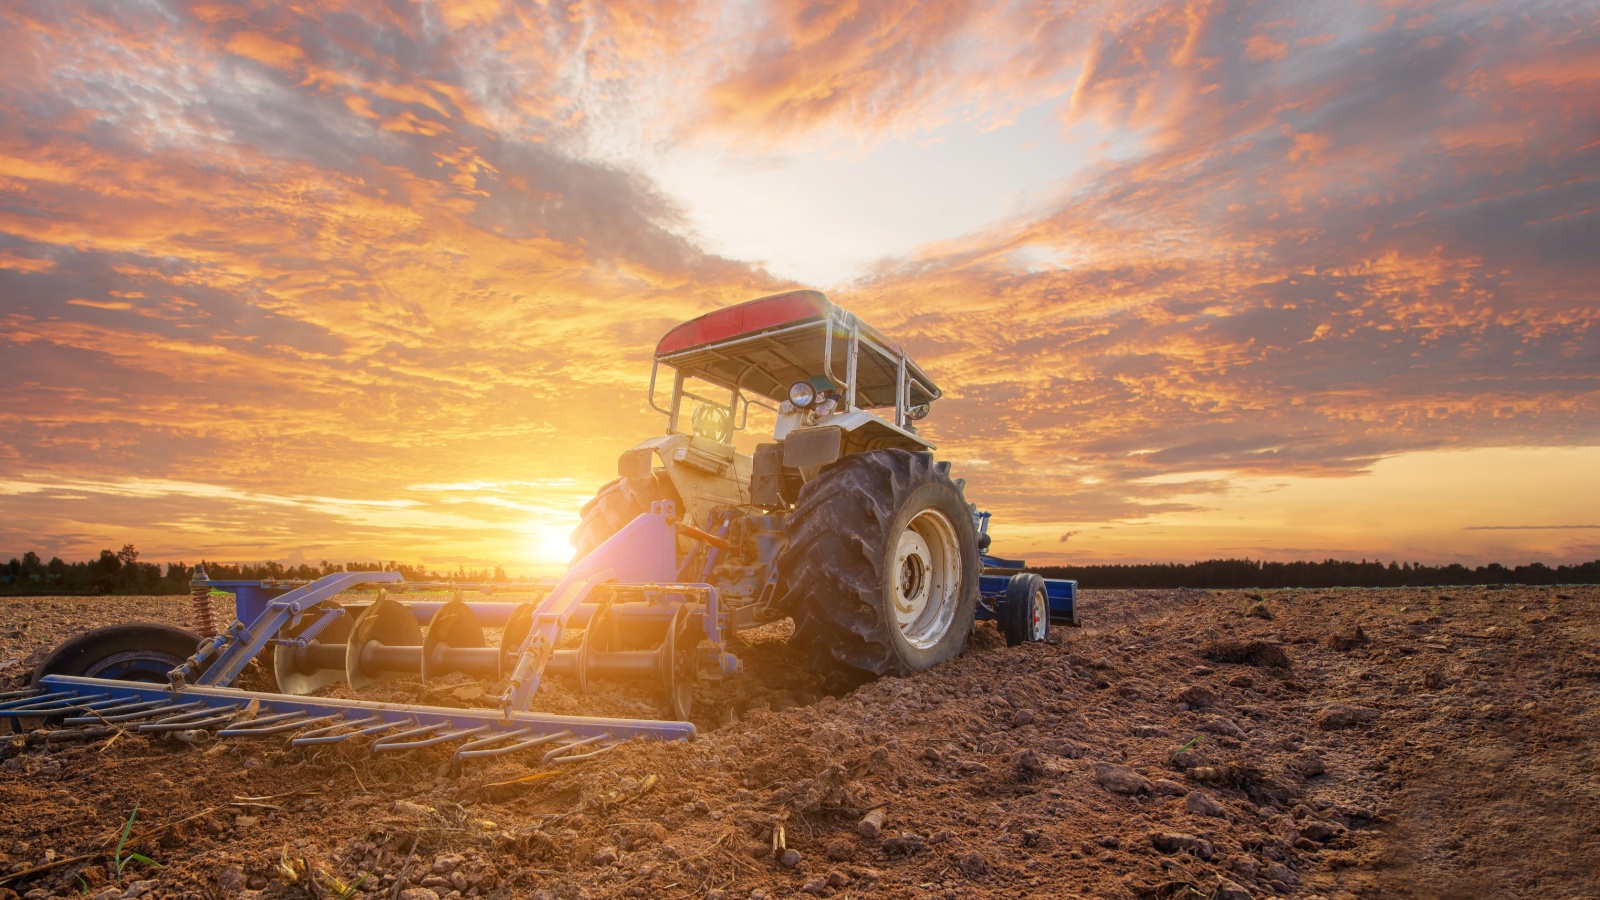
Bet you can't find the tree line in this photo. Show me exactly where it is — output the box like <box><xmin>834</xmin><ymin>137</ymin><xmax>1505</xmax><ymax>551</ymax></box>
<box><xmin>5</xmin><ymin>547</ymin><xmax>1598</xmax><ymax>595</ymax></box>
<box><xmin>0</xmin><ymin>545</ymin><xmax>514</xmax><ymax>595</ymax></box>
<box><xmin>1030</xmin><ymin>557</ymin><xmax>1600</xmax><ymax>589</ymax></box>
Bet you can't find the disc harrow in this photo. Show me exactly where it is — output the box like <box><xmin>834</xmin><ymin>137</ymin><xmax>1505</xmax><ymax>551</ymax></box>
<box><xmin>9</xmin><ymin>503</ymin><xmax>731</xmax><ymax>770</ymax></box>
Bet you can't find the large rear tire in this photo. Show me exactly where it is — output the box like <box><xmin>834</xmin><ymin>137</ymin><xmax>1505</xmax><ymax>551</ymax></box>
<box><xmin>569</xmin><ymin>473</ymin><xmax>681</xmax><ymax>563</ymax></box>
<box><xmin>778</xmin><ymin>450</ymin><xmax>979</xmax><ymax>689</ymax></box>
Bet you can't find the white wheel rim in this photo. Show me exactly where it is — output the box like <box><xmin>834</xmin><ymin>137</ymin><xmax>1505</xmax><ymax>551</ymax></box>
<box><xmin>891</xmin><ymin>508</ymin><xmax>962</xmax><ymax>650</ymax></box>
<box><xmin>1030</xmin><ymin>587</ymin><xmax>1048</xmax><ymax>640</ymax></box>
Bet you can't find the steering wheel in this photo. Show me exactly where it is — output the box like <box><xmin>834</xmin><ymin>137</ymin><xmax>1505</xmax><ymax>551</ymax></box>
<box><xmin>692</xmin><ymin>404</ymin><xmax>732</xmax><ymax>443</ymax></box>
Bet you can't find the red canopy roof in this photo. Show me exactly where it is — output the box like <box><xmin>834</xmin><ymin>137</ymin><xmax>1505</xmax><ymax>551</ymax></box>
<box><xmin>652</xmin><ymin>289</ymin><xmax>937</xmax><ymax>408</ymax></box>
<box><xmin>655</xmin><ymin>290</ymin><xmax>831</xmax><ymax>357</ymax></box>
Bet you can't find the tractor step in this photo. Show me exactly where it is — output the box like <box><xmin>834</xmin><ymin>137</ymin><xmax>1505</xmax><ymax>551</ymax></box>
<box><xmin>4</xmin><ymin>675</ymin><xmax>693</xmax><ymax>772</ymax></box>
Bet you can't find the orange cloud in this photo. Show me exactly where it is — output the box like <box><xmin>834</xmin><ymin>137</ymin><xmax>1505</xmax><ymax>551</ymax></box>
<box><xmin>225</xmin><ymin>32</ymin><xmax>306</xmax><ymax>69</ymax></box>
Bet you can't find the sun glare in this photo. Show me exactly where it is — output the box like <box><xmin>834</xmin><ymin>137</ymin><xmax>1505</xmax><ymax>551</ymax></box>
<box><xmin>525</xmin><ymin>521</ymin><xmax>578</xmax><ymax>570</ymax></box>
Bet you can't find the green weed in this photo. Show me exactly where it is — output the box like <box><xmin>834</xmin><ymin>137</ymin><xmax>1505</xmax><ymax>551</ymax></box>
<box><xmin>113</xmin><ymin>807</ymin><xmax>161</xmax><ymax>877</ymax></box>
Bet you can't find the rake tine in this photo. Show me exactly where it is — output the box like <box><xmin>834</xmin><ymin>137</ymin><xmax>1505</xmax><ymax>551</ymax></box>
<box><xmin>215</xmin><ymin>710</ymin><xmax>310</xmax><ymax>732</ymax></box>
<box><xmin>549</xmin><ymin>742</ymin><xmax>620</xmax><ymax>765</ymax></box>
<box><xmin>370</xmin><ymin>721</ymin><xmax>445</xmax><ymax>752</ymax></box>
<box><xmin>96</xmin><ymin>700</ymin><xmax>205</xmax><ymax>723</ymax></box>
<box><xmin>136</xmin><ymin>704</ymin><xmax>241</xmax><ymax>732</ymax></box>
<box><xmin>62</xmin><ymin>698</ymin><xmax>174</xmax><ymax>725</ymax></box>
<box><xmin>542</xmin><ymin>732</ymin><xmax>611</xmax><ymax>764</ymax></box>
<box><xmin>0</xmin><ymin>687</ymin><xmax>45</xmax><ymax>702</ymax></box>
<box><xmin>452</xmin><ymin>728</ymin><xmax>577</xmax><ymax>773</ymax></box>
<box><xmin>0</xmin><ymin>690</ymin><xmax>74</xmax><ymax>711</ymax></box>
<box><xmin>220</xmin><ymin>713</ymin><xmax>339</xmax><ymax>737</ymax></box>
<box><xmin>372</xmin><ymin>723</ymin><xmax>491</xmax><ymax>753</ymax></box>
<box><xmin>455</xmin><ymin>727</ymin><xmax>532</xmax><ymax>753</ymax></box>
<box><xmin>0</xmin><ymin>692</ymin><xmax>109</xmax><ymax>715</ymax></box>
<box><xmin>140</xmin><ymin>711</ymin><xmax>240</xmax><ymax>732</ymax></box>
<box><xmin>291</xmin><ymin>715</ymin><xmax>405</xmax><ymax>746</ymax></box>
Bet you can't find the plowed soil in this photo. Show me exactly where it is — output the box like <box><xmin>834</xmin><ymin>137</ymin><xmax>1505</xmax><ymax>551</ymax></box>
<box><xmin>2</xmin><ymin>586</ymin><xmax>1597</xmax><ymax>900</ymax></box>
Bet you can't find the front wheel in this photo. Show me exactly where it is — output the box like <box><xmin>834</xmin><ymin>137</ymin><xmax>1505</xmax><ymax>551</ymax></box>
<box><xmin>1000</xmin><ymin>573</ymin><xmax>1050</xmax><ymax>646</ymax></box>
<box><xmin>778</xmin><ymin>450</ymin><xmax>979</xmax><ymax>689</ymax></box>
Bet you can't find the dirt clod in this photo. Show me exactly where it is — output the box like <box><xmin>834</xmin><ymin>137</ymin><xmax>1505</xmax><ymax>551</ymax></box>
<box><xmin>1011</xmin><ymin>748</ymin><xmax>1045</xmax><ymax>781</ymax></box>
<box><xmin>1327</xmin><ymin>624</ymin><xmax>1368</xmax><ymax>651</ymax></box>
<box><xmin>1149</xmin><ymin>832</ymin><xmax>1216</xmax><ymax>860</ymax></box>
<box><xmin>1200</xmin><ymin>640</ymin><xmax>1290</xmax><ymax>668</ymax></box>
<box><xmin>956</xmin><ymin>851</ymin><xmax>988</xmax><ymax>877</ymax></box>
<box><xmin>1153</xmin><ymin>778</ymin><xmax>1189</xmax><ymax>796</ymax></box>
<box><xmin>1216</xmin><ymin>877</ymin><xmax>1254</xmax><ymax>900</ymax></box>
<box><xmin>881</xmin><ymin>834</ymin><xmax>925</xmax><ymax>857</ymax></box>
<box><xmin>1317</xmin><ymin>704</ymin><xmax>1380</xmax><ymax>730</ymax></box>
<box><xmin>1184</xmin><ymin>791</ymin><xmax>1227</xmax><ymax>818</ymax></box>
<box><xmin>1094</xmin><ymin>762</ymin><xmax>1152</xmax><ymax>795</ymax></box>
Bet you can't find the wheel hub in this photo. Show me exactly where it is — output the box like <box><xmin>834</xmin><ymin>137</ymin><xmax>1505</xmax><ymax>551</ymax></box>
<box><xmin>890</xmin><ymin>509</ymin><xmax>962</xmax><ymax>650</ymax></box>
<box><xmin>83</xmin><ymin>649</ymin><xmax>185</xmax><ymax>682</ymax></box>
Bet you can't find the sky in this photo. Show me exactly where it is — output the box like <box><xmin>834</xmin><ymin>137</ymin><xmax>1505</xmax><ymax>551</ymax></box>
<box><xmin>0</xmin><ymin>0</ymin><xmax>1596</xmax><ymax>574</ymax></box>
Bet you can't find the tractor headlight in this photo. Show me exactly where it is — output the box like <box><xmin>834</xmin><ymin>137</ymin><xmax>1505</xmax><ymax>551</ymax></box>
<box><xmin>788</xmin><ymin>381</ymin><xmax>818</xmax><ymax>408</ymax></box>
<box><xmin>906</xmin><ymin>403</ymin><xmax>931</xmax><ymax>421</ymax></box>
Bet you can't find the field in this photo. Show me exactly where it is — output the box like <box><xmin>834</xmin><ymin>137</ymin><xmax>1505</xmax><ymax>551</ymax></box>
<box><xmin>2</xmin><ymin>586</ymin><xmax>1597</xmax><ymax>900</ymax></box>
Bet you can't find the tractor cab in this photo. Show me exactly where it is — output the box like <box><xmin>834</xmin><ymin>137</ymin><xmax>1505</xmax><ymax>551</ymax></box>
<box><xmin>652</xmin><ymin>290</ymin><xmax>940</xmax><ymax>450</ymax></box>
<box><xmin>628</xmin><ymin>290</ymin><xmax>943</xmax><ymax>512</ymax></box>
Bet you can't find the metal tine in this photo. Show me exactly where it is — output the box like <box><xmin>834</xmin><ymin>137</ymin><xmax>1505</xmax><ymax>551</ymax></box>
<box><xmin>0</xmin><ymin>689</ymin><xmax>75</xmax><ymax>711</ymax></box>
<box><xmin>141</xmin><ymin>712</ymin><xmax>239</xmax><ymax>732</ymax></box>
<box><xmin>369</xmin><ymin>721</ymin><xmax>444</xmax><ymax>752</ymax></box>
<box><xmin>217</xmin><ymin>710</ymin><xmax>311</xmax><ymax>731</ymax></box>
<box><xmin>372</xmin><ymin>723</ymin><xmax>492</xmax><ymax>754</ymax></box>
<box><xmin>457</xmin><ymin>727</ymin><xmax>571</xmax><ymax>756</ymax></box>
<box><xmin>541</xmin><ymin>732</ymin><xmax>612</xmax><ymax>764</ymax></box>
<box><xmin>0</xmin><ymin>687</ymin><xmax>46</xmax><ymax>702</ymax></box>
<box><xmin>62</xmin><ymin>698</ymin><xmax>174</xmax><ymax>725</ymax></box>
<box><xmin>550</xmin><ymin>742</ymin><xmax>620</xmax><ymax>765</ymax></box>
<box><xmin>49</xmin><ymin>696</ymin><xmax>139</xmax><ymax>717</ymax></box>
<box><xmin>0</xmin><ymin>691</ymin><xmax>107</xmax><ymax>714</ymax></box>
<box><xmin>455</xmin><ymin>727</ymin><xmax>530</xmax><ymax>753</ymax></box>
<box><xmin>453</xmin><ymin>728</ymin><xmax>575</xmax><ymax>769</ymax></box>
<box><xmin>139</xmin><ymin>705</ymin><xmax>242</xmax><ymax>733</ymax></box>
<box><xmin>291</xmin><ymin>715</ymin><xmax>406</xmax><ymax>747</ymax></box>
<box><xmin>97</xmin><ymin>700</ymin><xmax>205</xmax><ymax>723</ymax></box>
<box><xmin>0</xmin><ymin>693</ymin><xmax>113</xmax><ymax>717</ymax></box>
<box><xmin>220</xmin><ymin>713</ymin><xmax>339</xmax><ymax>737</ymax></box>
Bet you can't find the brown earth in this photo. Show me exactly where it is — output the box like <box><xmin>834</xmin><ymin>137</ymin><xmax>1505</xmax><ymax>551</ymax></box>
<box><xmin>2</xmin><ymin>586</ymin><xmax>1597</xmax><ymax>900</ymax></box>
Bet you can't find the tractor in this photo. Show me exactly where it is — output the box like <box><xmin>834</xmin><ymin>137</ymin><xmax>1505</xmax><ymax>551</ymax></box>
<box><xmin>3</xmin><ymin>291</ymin><xmax>1076</xmax><ymax>766</ymax></box>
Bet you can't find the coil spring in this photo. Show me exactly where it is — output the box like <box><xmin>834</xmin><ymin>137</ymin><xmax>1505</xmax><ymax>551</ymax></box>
<box><xmin>192</xmin><ymin>586</ymin><xmax>218</xmax><ymax>638</ymax></box>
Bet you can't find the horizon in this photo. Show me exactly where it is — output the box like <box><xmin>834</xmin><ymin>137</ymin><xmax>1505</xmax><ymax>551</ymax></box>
<box><xmin>1</xmin><ymin>1</ymin><xmax>1596</xmax><ymax>575</ymax></box>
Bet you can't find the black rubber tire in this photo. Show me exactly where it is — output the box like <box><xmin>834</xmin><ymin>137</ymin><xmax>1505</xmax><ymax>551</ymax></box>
<box><xmin>569</xmin><ymin>472</ymin><xmax>681</xmax><ymax>562</ymax></box>
<box><xmin>778</xmin><ymin>449</ymin><xmax>980</xmax><ymax>689</ymax></box>
<box><xmin>1000</xmin><ymin>573</ymin><xmax>1050</xmax><ymax>647</ymax></box>
<box><xmin>30</xmin><ymin>622</ymin><xmax>203</xmax><ymax>685</ymax></box>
